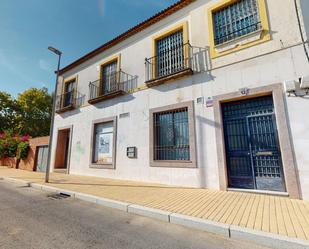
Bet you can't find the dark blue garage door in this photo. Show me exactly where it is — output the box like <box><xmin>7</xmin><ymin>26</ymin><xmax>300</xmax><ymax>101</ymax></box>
<box><xmin>222</xmin><ymin>95</ymin><xmax>286</xmax><ymax>192</ymax></box>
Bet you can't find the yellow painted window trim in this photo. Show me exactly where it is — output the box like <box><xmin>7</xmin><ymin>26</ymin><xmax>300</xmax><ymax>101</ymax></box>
<box><xmin>207</xmin><ymin>0</ymin><xmax>271</xmax><ymax>59</ymax></box>
<box><xmin>62</xmin><ymin>76</ymin><xmax>78</xmax><ymax>107</ymax></box>
<box><xmin>151</xmin><ymin>21</ymin><xmax>189</xmax><ymax>78</ymax></box>
<box><xmin>98</xmin><ymin>54</ymin><xmax>121</xmax><ymax>94</ymax></box>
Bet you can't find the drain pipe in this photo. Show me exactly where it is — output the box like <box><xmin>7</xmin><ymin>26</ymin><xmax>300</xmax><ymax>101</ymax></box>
<box><xmin>294</xmin><ymin>0</ymin><xmax>309</xmax><ymax>63</ymax></box>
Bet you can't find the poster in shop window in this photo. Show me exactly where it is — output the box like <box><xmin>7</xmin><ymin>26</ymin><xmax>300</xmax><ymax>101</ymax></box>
<box><xmin>97</xmin><ymin>132</ymin><xmax>113</xmax><ymax>163</ymax></box>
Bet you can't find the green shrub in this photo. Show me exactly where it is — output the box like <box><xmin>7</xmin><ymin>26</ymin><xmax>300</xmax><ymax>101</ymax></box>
<box><xmin>16</xmin><ymin>141</ymin><xmax>30</xmax><ymax>160</ymax></box>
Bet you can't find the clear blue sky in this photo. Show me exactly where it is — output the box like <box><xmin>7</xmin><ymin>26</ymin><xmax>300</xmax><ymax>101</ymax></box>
<box><xmin>0</xmin><ymin>0</ymin><xmax>178</xmax><ymax>97</ymax></box>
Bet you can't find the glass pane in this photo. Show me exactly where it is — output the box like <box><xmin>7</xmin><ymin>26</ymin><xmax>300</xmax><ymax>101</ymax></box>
<box><xmin>156</xmin><ymin>30</ymin><xmax>184</xmax><ymax>77</ymax></box>
<box><xmin>65</xmin><ymin>81</ymin><xmax>75</xmax><ymax>92</ymax></box>
<box><xmin>213</xmin><ymin>0</ymin><xmax>260</xmax><ymax>45</ymax></box>
<box><xmin>93</xmin><ymin>122</ymin><xmax>114</xmax><ymax>164</ymax></box>
<box><xmin>64</xmin><ymin>80</ymin><xmax>75</xmax><ymax>107</ymax></box>
<box><xmin>102</xmin><ymin>61</ymin><xmax>118</xmax><ymax>94</ymax></box>
<box><xmin>154</xmin><ymin>108</ymin><xmax>190</xmax><ymax>161</ymax></box>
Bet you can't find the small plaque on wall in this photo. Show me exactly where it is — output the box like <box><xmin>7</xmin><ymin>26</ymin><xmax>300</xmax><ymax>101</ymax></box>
<box><xmin>206</xmin><ymin>97</ymin><xmax>214</xmax><ymax>107</ymax></box>
<box><xmin>127</xmin><ymin>147</ymin><xmax>137</xmax><ymax>158</ymax></box>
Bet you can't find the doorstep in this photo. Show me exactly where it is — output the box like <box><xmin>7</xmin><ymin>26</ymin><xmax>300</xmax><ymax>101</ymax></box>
<box><xmin>53</xmin><ymin>169</ymin><xmax>68</xmax><ymax>174</ymax></box>
<box><xmin>227</xmin><ymin>188</ymin><xmax>289</xmax><ymax>197</ymax></box>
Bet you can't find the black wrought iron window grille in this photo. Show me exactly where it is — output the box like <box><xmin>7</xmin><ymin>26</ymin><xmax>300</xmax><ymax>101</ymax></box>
<box><xmin>153</xmin><ymin>107</ymin><xmax>190</xmax><ymax>161</ymax></box>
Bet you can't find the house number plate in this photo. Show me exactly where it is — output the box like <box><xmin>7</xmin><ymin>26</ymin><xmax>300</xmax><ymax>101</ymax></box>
<box><xmin>256</xmin><ymin>151</ymin><xmax>273</xmax><ymax>156</ymax></box>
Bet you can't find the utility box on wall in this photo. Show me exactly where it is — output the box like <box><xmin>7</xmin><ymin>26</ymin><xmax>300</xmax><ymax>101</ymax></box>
<box><xmin>127</xmin><ymin>147</ymin><xmax>137</xmax><ymax>158</ymax></box>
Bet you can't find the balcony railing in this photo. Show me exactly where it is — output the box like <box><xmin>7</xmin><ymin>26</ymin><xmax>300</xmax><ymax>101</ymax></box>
<box><xmin>145</xmin><ymin>43</ymin><xmax>197</xmax><ymax>86</ymax></box>
<box><xmin>88</xmin><ymin>70</ymin><xmax>136</xmax><ymax>104</ymax></box>
<box><xmin>55</xmin><ymin>90</ymin><xmax>76</xmax><ymax>114</ymax></box>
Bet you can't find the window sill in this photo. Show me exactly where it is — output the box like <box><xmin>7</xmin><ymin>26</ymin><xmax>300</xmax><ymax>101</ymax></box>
<box><xmin>150</xmin><ymin>160</ymin><xmax>196</xmax><ymax>168</ymax></box>
<box><xmin>214</xmin><ymin>29</ymin><xmax>264</xmax><ymax>54</ymax></box>
<box><xmin>88</xmin><ymin>90</ymin><xmax>126</xmax><ymax>104</ymax></box>
<box><xmin>145</xmin><ymin>68</ymin><xmax>193</xmax><ymax>88</ymax></box>
<box><xmin>90</xmin><ymin>163</ymin><xmax>115</xmax><ymax>169</ymax></box>
<box><xmin>55</xmin><ymin>104</ymin><xmax>75</xmax><ymax>114</ymax></box>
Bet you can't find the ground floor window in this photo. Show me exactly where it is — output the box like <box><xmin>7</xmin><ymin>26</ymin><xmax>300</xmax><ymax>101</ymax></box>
<box><xmin>154</xmin><ymin>108</ymin><xmax>189</xmax><ymax>160</ymax></box>
<box><xmin>149</xmin><ymin>101</ymin><xmax>196</xmax><ymax>168</ymax></box>
<box><xmin>91</xmin><ymin>117</ymin><xmax>116</xmax><ymax>169</ymax></box>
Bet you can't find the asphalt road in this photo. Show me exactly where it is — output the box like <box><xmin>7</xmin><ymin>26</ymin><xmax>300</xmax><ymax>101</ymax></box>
<box><xmin>0</xmin><ymin>180</ymin><xmax>270</xmax><ymax>249</ymax></box>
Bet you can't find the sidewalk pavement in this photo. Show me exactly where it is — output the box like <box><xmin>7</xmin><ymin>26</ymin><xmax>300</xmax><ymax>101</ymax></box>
<box><xmin>0</xmin><ymin>167</ymin><xmax>308</xmax><ymax>249</ymax></box>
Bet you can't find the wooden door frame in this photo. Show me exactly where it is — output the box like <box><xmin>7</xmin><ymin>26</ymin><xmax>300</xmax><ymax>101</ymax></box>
<box><xmin>54</xmin><ymin>125</ymin><xmax>73</xmax><ymax>174</ymax></box>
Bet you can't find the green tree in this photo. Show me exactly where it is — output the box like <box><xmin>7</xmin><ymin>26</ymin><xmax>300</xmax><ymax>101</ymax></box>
<box><xmin>17</xmin><ymin>87</ymin><xmax>52</xmax><ymax>137</ymax></box>
<box><xmin>0</xmin><ymin>91</ymin><xmax>19</xmax><ymax>132</ymax></box>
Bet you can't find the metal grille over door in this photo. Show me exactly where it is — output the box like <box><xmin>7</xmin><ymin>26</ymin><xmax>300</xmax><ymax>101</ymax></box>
<box><xmin>222</xmin><ymin>96</ymin><xmax>285</xmax><ymax>192</ymax></box>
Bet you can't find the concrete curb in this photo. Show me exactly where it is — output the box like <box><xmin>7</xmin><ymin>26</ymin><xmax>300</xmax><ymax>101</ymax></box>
<box><xmin>96</xmin><ymin>197</ymin><xmax>129</xmax><ymax>212</ymax></box>
<box><xmin>230</xmin><ymin>225</ymin><xmax>309</xmax><ymax>249</ymax></box>
<box><xmin>56</xmin><ymin>189</ymin><xmax>77</xmax><ymax>198</ymax></box>
<box><xmin>30</xmin><ymin>183</ymin><xmax>77</xmax><ymax>197</ymax></box>
<box><xmin>128</xmin><ymin>205</ymin><xmax>171</xmax><ymax>222</ymax></box>
<box><xmin>170</xmin><ymin>213</ymin><xmax>230</xmax><ymax>237</ymax></box>
<box><xmin>1</xmin><ymin>177</ymin><xmax>30</xmax><ymax>186</ymax></box>
<box><xmin>29</xmin><ymin>182</ymin><xmax>43</xmax><ymax>190</ymax></box>
<box><xmin>1</xmin><ymin>176</ymin><xmax>309</xmax><ymax>249</ymax></box>
<box><xmin>74</xmin><ymin>192</ymin><xmax>98</xmax><ymax>203</ymax></box>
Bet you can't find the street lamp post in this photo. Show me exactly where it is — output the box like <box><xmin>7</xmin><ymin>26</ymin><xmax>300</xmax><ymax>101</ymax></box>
<box><xmin>45</xmin><ymin>46</ymin><xmax>62</xmax><ymax>183</ymax></box>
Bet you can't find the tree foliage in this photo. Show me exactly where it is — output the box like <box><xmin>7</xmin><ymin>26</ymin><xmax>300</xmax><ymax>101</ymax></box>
<box><xmin>0</xmin><ymin>87</ymin><xmax>52</xmax><ymax>137</ymax></box>
<box><xmin>0</xmin><ymin>92</ymin><xmax>19</xmax><ymax>131</ymax></box>
<box><xmin>17</xmin><ymin>87</ymin><xmax>52</xmax><ymax>137</ymax></box>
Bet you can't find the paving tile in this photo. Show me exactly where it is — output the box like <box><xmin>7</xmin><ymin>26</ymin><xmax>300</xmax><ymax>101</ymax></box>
<box><xmin>1</xmin><ymin>166</ymin><xmax>309</xmax><ymax>241</ymax></box>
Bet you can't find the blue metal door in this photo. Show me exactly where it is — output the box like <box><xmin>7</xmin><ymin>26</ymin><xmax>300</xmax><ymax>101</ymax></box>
<box><xmin>222</xmin><ymin>96</ymin><xmax>285</xmax><ymax>192</ymax></box>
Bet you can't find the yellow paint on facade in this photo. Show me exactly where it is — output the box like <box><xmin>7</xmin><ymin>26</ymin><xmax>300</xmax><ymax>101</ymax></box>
<box><xmin>207</xmin><ymin>0</ymin><xmax>271</xmax><ymax>58</ymax></box>
<box><xmin>98</xmin><ymin>53</ymin><xmax>121</xmax><ymax>94</ymax></box>
<box><xmin>151</xmin><ymin>21</ymin><xmax>189</xmax><ymax>78</ymax></box>
<box><xmin>61</xmin><ymin>75</ymin><xmax>78</xmax><ymax>106</ymax></box>
<box><xmin>62</xmin><ymin>75</ymin><xmax>78</xmax><ymax>94</ymax></box>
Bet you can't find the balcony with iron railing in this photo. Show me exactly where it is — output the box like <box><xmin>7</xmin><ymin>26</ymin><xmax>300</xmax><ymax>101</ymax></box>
<box><xmin>88</xmin><ymin>70</ymin><xmax>137</xmax><ymax>104</ymax></box>
<box><xmin>55</xmin><ymin>90</ymin><xmax>77</xmax><ymax>114</ymax></box>
<box><xmin>145</xmin><ymin>43</ymin><xmax>207</xmax><ymax>87</ymax></box>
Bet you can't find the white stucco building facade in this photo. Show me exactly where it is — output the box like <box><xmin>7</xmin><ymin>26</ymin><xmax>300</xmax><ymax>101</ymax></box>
<box><xmin>50</xmin><ymin>0</ymin><xmax>309</xmax><ymax>200</ymax></box>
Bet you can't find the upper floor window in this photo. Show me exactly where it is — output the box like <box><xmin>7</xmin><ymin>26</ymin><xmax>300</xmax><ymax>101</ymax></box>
<box><xmin>156</xmin><ymin>30</ymin><xmax>184</xmax><ymax>77</ymax></box>
<box><xmin>145</xmin><ymin>22</ymin><xmax>194</xmax><ymax>85</ymax></box>
<box><xmin>101</xmin><ymin>60</ymin><xmax>118</xmax><ymax>95</ymax></box>
<box><xmin>63</xmin><ymin>79</ymin><xmax>76</xmax><ymax>107</ymax></box>
<box><xmin>213</xmin><ymin>0</ymin><xmax>261</xmax><ymax>46</ymax></box>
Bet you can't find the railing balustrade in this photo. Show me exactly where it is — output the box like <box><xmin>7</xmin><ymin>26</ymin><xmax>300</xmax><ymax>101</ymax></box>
<box><xmin>89</xmin><ymin>70</ymin><xmax>136</xmax><ymax>102</ymax></box>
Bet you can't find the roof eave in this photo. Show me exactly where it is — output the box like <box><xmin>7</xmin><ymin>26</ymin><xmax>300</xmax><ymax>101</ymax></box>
<box><xmin>58</xmin><ymin>0</ymin><xmax>194</xmax><ymax>75</ymax></box>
